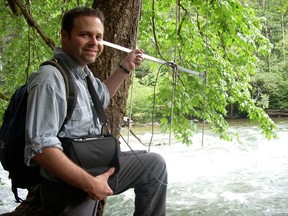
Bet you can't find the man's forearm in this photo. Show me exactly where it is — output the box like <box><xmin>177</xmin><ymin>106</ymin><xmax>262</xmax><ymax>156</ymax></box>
<box><xmin>33</xmin><ymin>147</ymin><xmax>95</xmax><ymax>194</ymax></box>
<box><xmin>103</xmin><ymin>49</ymin><xmax>143</xmax><ymax>98</ymax></box>
<box><xmin>104</xmin><ymin>68</ymin><xmax>128</xmax><ymax>98</ymax></box>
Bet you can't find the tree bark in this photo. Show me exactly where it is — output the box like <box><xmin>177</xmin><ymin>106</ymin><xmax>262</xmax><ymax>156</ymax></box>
<box><xmin>1</xmin><ymin>1</ymin><xmax>141</xmax><ymax>215</ymax></box>
<box><xmin>91</xmin><ymin>0</ymin><xmax>142</xmax><ymax>136</ymax></box>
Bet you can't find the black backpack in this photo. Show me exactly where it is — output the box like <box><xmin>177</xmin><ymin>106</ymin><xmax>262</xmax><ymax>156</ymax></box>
<box><xmin>0</xmin><ymin>59</ymin><xmax>77</xmax><ymax>202</ymax></box>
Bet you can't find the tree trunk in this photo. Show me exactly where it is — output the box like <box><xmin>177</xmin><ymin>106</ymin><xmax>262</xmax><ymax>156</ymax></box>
<box><xmin>0</xmin><ymin>1</ymin><xmax>141</xmax><ymax>215</ymax></box>
<box><xmin>90</xmin><ymin>0</ymin><xmax>142</xmax><ymax>136</ymax></box>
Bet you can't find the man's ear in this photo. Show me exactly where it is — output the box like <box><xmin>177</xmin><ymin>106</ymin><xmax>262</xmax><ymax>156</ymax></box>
<box><xmin>61</xmin><ymin>29</ymin><xmax>68</xmax><ymax>40</ymax></box>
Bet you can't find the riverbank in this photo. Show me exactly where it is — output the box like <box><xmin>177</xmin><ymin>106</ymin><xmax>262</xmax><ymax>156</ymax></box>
<box><xmin>265</xmin><ymin>108</ymin><xmax>288</xmax><ymax>117</ymax></box>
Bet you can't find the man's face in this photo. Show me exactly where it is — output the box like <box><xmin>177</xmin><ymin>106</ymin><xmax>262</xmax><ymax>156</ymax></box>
<box><xmin>61</xmin><ymin>16</ymin><xmax>104</xmax><ymax>68</ymax></box>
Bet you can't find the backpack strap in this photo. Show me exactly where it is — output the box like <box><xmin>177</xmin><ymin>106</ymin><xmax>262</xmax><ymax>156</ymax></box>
<box><xmin>40</xmin><ymin>59</ymin><xmax>77</xmax><ymax>125</ymax></box>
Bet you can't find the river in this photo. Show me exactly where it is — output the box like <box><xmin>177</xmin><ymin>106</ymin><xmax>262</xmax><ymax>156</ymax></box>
<box><xmin>0</xmin><ymin>118</ymin><xmax>288</xmax><ymax>216</ymax></box>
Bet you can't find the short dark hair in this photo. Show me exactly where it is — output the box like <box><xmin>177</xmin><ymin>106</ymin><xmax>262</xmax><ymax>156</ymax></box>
<box><xmin>61</xmin><ymin>7</ymin><xmax>104</xmax><ymax>36</ymax></box>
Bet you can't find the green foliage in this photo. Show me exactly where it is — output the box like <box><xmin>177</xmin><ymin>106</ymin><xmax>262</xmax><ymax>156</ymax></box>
<box><xmin>252</xmin><ymin>72</ymin><xmax>288</xmax><ymax>109</ymax></box>
<box><xmin>1</xmin><ymin>0</ymin><xmax>284</xmax><ymax>144</ymax></box>
<box><xmin>126</xmin><ymin>79</ymin><xmax>153</xmax><ymax>123</ymax></box>
<box><xmin>137</xmin><ymin>0</ymin><xmax>278</xmax><ymax>143</ymax></box>
<box><xmin>0</xmin><ymin>0</ymin><xmax>92</xmax><ymax>124</ymax></box>
<box><xmin>126</xmin><ymin>63</ymin><xmax>163</xmax><ymax>124</ymax></box>
<box><xmin>248</xmin><ymin>0</ymin><xmax>288</xmax><ymax>110</ymax></box>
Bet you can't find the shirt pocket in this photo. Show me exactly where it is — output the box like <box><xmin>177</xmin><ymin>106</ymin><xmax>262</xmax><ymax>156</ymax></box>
<box><xmin>64</xmin><ymin>105</ymin><xmax>94</xmax><ymax>136</ymax></box>
<box><xmin>70</xmin><ymin>105</ymin><xmax>92</xmax><ymax>122</ymax></box>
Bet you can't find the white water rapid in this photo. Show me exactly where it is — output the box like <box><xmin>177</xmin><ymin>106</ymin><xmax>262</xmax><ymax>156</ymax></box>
<box><xmin>0</xmin><ymin>118</ymin><xmax>287</xmax><ymax>216</ymax></box>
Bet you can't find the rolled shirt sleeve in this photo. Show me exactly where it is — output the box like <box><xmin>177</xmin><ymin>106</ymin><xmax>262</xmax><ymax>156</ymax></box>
<box><xmin>25</xmin><ymin>65</ymin><xmax>67</xmax><ymax>166</ymax></box>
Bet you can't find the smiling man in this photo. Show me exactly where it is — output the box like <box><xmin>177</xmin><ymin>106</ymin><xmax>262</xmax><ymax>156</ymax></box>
<box><xmin>61</xmin><ymin>14</ymin><xmax>104</xmax><ymax>67</ymax></box>
<box><xmin>24</xmin><ymin>7</ymin><xmax>167</xmax><ymax>216</ymax></box>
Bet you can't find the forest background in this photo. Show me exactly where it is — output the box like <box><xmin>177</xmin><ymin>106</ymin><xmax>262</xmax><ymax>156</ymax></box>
<box><xmin>0</xmin><ymin>0</ymin><xmax>287</xmax><ymax>145</ymax></box>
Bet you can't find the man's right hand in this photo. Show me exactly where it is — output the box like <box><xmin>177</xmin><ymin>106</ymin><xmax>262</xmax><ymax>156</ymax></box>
<box><xmin>33</xmin><ymin>147</ymin><xmax>115</xmax><ymax>201</ymax></box>
<box><xmin>87</xmin><ymin>167</ymin><xmax>115</xmax><ymax>200</ymax></box>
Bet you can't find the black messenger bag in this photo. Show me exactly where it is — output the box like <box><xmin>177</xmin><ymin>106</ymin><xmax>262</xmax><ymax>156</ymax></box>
<box><xmin>62</xmin><ymin>134</ymin><xmax>120</xmax><ymax>176</ymax></box>
<box><xmin>62</xmin><ymin>75</ymin><xmax>120</xmax><ymax>176</ymax></box>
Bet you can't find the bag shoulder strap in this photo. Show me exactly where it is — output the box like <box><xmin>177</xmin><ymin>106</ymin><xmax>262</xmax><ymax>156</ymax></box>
<box><xmin>86</xmin><ymin>75</ymin><xmax>107</xmax><ymax>124</ymax></box>
<box><xmin>40</xmin><ymin>59</ymin><xmax>77</xmax><ymax>125</ymax></box>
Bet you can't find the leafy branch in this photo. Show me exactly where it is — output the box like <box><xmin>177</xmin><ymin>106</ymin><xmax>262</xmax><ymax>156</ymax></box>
<box><xmin>9</xmin><ymin>0</ymin><xmax>55</xmax><ymax>50</ymax></box>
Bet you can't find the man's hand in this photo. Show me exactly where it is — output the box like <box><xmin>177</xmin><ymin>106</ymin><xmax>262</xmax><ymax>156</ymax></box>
<box><xmin>104</xmin><ymin>48</ymin><xmax>144</xmax><ymax>98</ymax></box>
<box><xmin>120</xmin><ymin>49</ymin><xmax>144</xmax><ymax>71</ymax></box>
<box><xmin>86</xmin><ymin>167</ymin><xmax>115</xmax><ymax>200</ymax></box>
<box><xmin>33</xmin><ymin>147</ymin><xmax>115</xmax><ymax>201</ymax></box>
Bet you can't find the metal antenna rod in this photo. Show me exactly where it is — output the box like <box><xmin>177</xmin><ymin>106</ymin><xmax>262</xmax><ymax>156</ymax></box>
<box><xmin>101</xmin><ymin>40</ymin><xmax>203</xmax><ymax>77</ymax></box>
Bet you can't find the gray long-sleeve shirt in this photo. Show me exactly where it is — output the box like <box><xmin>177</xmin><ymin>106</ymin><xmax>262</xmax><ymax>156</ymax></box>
<box><xmin>24</xmin><ymin>48</ymin><xmax>110</xmax><ymax>171</ymax></box>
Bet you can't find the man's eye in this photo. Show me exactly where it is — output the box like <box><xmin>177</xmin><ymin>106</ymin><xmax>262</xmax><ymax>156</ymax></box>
<box><xmin>96</xmin><ymin>35</ymin><xmax>103</xmax><ymax>40</ymax></box>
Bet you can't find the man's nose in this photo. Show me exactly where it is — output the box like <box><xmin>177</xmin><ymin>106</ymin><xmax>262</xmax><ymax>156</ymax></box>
<box><xmin>90</xmin><ymin>37</ymin><xmax>98</xmax><ymax>45</ymax></box>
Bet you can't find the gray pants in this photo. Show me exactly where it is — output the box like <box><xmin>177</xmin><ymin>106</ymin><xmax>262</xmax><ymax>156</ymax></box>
<box><xmin>41</xmin><ymin>151</ymin><xmax>168</xmax><ymax>216</ymax></box>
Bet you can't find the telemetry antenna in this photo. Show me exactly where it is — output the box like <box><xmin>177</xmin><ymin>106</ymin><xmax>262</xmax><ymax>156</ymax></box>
<box><xmin>102</xmin><ymin>40</ymin><xmax>203</xmax><ymax>77</ymax></box>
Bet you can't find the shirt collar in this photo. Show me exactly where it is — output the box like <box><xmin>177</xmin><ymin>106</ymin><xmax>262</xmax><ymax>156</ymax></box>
<box><xmin>52</xmin><ymin>47</ymin><xmax>88</xmax><ymax>80</ymax></box>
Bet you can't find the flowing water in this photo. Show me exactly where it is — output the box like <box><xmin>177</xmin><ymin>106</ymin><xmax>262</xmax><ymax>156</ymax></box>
<box><xmin>0</xmin><ymin>118</ymin><xmax>288</xmax><ymax>216</ymax></box>
<box><xmin>104</xmin><ymin>118</ymin><xmax>288</xmax><ymax>216</ymax></box>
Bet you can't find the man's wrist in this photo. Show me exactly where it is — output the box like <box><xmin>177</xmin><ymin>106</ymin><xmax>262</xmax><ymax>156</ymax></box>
<box><xmin>119</xmin><ymin>64</ymin><xmax>130</xmax><ymax>74</ymax></box>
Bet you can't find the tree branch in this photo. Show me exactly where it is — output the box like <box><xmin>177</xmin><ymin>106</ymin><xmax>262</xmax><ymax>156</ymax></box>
<box><xmin>151</xmin><ymin>0</ymin><xmax>167</xmax><ymax>61</ymax></box>
<box><xmin>0</xmin><ymin>92</ymin><xmax>9</xmax><ymax>101</ymax></box>
<box><xmin>13</xmin><ymin>0</ymin><xmax>55</xmax><ymax>50</ymax></box>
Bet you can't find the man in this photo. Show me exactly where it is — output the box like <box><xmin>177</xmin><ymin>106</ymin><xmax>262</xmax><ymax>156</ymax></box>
<box><xmin>24</xmin><ymin>6</ymin><xmax>167</xmax><ymax>216</ymax></box>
